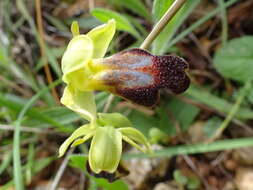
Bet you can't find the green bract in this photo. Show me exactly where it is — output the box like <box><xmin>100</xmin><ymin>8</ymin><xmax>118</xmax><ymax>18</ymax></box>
<box><xmin>59</xmin><ymin>20</ymin><xmax>151</xmax><ymax>174</ymax></box>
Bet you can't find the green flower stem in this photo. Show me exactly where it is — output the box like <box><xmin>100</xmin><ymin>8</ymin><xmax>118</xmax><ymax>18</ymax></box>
<box><xmin>140</xmin><ymin>0</ymin><xmax>186</xmax><ymax>50</ymax></box>
<box><xmin>207</xmin><ymin>80</ymin><xmax>252</xmax><ymax>143</ymax></box>
<box><xmin>218</xmin><ymin>0</ymin><xmax>228</xmax><ymax>46</ymax></box>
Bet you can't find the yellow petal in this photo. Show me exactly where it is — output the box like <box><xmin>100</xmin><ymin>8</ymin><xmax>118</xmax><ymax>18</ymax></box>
<box><xmin>87</xmin><ymin>19</ymin><xmax>116</xmax><ymax>58</ymax></box>
<box><xmin>89</xmin><ymin>126</ymin><xmax>122</xmax><ymax>173</ymax></box>
<box><xmin>59</xmin><ymin>124</ymin><xmax>92</xmax><ymax>157</ymax></box>
<box><xmin>62</xmin><ymin>35</ymin><xmax>93</xmax><ymax>83</ymax></box>
<box><xmin>61</xmin><ymin>85</ymin><xmax>97</xmax><ymax>121</ymax></box>
<box><xmin>71</xmin><ymin>21</ymin><xmax>80</xmax><ymax>37</ymax></box>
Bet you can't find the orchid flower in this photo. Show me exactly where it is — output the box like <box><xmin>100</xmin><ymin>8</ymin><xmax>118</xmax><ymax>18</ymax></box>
<box><xmin>59</xmin><ymin>20</ymin><xmax>151</xmax><ymax>175</ymax></box>
<box><xmin>59</xmin><ymin>18</ymin><xmax>190</xmax><ymax>175</ymax></box>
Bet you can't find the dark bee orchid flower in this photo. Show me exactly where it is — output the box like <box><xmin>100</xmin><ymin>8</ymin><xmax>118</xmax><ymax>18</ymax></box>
<box><xmin>92</xmin><ymin>48</ymin><xmax>190</xmax><ymax>106</ymax></box>
<box><xmin>60</xmin><ymin>19</ymin><xmax>190</xmax><ymax>176</ymax></box>
<box><xmin>60</xmin><ymin>20</ymin><xmax>151</xmax><ymax>175</ymax></box>
<box><xmin>61</xmin><ymin>19</ymin><xmax>190</xmax><ymax>109</ymax></box>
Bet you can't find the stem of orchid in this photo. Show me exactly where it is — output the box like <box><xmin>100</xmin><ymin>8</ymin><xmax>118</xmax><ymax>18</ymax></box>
<box><xmin>140</xmin><ymin>0</ymin><xmax>186</xmax><ymax>50</ymax></box>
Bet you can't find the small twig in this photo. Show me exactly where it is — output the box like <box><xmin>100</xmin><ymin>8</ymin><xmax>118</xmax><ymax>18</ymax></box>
<box><xmin>79</xmin><ymin>172</ymin><xmax>85</xmax><ymax>190</ymax></box>
<box><xmin>103</xmin><ymin>94</ymin><xmax>115</xmax><ymax>113</ymax></box>
<box><xmin>0</xmin><ymin>75</ymin><xmax>32</xmax><ymax>97</ymax></box>
<box><xmin>0</xmin><ymin>124</ymin><xmax>45</xmax><ymax>133</ymax></box>
<box><xmin>50</xmin><ymin>148</ymin><xmax>74</xmax><ymax>190</ymax></box>
<box><xmin>35</xmin><ymin>0</ymin><xmax>60</xmax><ymax>104</ymax></box>
<box><xmin>140</xmin><ymin>0</ymin><xmax>186</xmax><ymax>49</ymax></box>
<box><xmin>88</xmin><ymin>0</ymin><xmax>94</xmax><ymax>11</ymax></box>
<box><xmin>0</xmin><ymin>124</ymin><xmax>61</xmax><ymax>134</ymax></box>
<box><xmin>183</xmin><ymin>155</ymin><xmax>214</xmax><ymax>190</ymax></box>
<box><xmin>211</xmin><ymin>151</ymin><xmax>229</xmax><ymax>166</ymax></box>
<box><xmin>218</xmin><ymin>0</ymin><xmax>228</xmax><ymax>45</ymax></box>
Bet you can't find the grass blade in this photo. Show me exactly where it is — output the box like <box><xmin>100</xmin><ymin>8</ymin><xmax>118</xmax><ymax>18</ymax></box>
<box><xmin>119</xmin><ymin>0</ymin><xmax>150</xmax><ymax>19</ymax></box>
<box><xmin>13</xmin><ymin>80</ymin><xmax>61</xmax><ymax>190</ymax></box>
<box><xmin>0</xmin><ymin>93</ymin><xmax>72</xmax><ymax>132</ymax></box>
<box><xmin>125</xmin><ymin>137</ymin><xmax>253</xmax><ymax>159</ymax></box>
<box><xmin>186</xmin><ymin>85</ymin><xmax>253</xmax><ymax>120</ymax></box>
<box><xmin>167</xmin><ymin>0</ymin><xmax>239</xmax><ymax>48</ymax></box>
<box><xmin>91</xmin><ymin>8</ymin><xmax>140</xmax><ymax>38</ymax></box>
<box><xmin>152</xmin><ymin>0</ymin><xmax>200</xmax><ymax>54</ymax></box>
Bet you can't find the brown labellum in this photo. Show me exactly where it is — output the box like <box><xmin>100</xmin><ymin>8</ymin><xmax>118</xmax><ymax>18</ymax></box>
<box><xmin>100</xmin><ymin>48</ymin><xmax>190</xmax><ymax>107</ymax></box>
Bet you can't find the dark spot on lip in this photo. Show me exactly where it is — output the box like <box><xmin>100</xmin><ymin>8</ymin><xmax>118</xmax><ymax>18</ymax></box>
<box><xmin>86</xmin><ymin>162</ymin><xmax>117</xmax><ymax>182</ymax></box>
<box><xmin>86</xmin><ymin>161</ymin><xmax>129</xmax><ymax>183</ymax></box>
<box><xmin>116</xmin><ymin>85</ymin><xmax>159</xmax><ymax>107</ymax></box>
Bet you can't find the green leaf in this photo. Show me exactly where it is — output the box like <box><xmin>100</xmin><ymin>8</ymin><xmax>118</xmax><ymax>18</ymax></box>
<box><xmin>156</xmin><ymin>98</ymin><xmax>199</xmax><ymax>136</ymax></box>
<box><xmin>247</xmin><ymin>88</ymin><xmax>253</xmax><ymax>104</ymax></box>
<box><xmin>149</xmin><ymin>127</ymin><xmax>168</xmax><ymax>144</ymax></box>
<box><xmin>69</xmin><ymin>155</ymin><xmax>88</xmax><ymax>171</ymax></box>
<box><xmin>22</xmin><ymin>107</ymin><xmax>79</xmax><ymax>129</ymax></box>
<box><xmin>128</xmin><ymin>110</ymin><xmax>158</xmax><ymax>136</ymax></box>
<box><xmin>0</xmin><ymin>93</ymin><xmax>71</xmax><ymax>132</ymax></box>
<box><xmin>173</xmin><ymin>170</ymin><xmax>188</xmax><ymax>185</ymax></box>
<box><xmin>87</xmin><ymin>19</ymin><xmax>116</xmax><ymax>58</ymax></box>
<box><xmin>59</xmin><ymin>124</ymin><xmax>93</xmax><ymax>157</ymax></box>
<box><xmin>61</xmin><ymin>86</ymin><xmax>97</xmax><ymax>122</ymax></box>
<box><xmin>91</xmin><ymin>8</ymin><xmax>140</xmax><ymax>38</ymax></box>
<box><xmin>152</xmin><ymin>0</ymin><xmax>201</xmax><ymax>55</ymax></box>
<box><xmin>152</xmin><ymin>0</ymin><xmax>173</xmax><ymax>21</ymax></box>
<box><xmin>119</xmin><ymin>0</ymin><xmax>150</xmax><ymax>19</ymax></box>
<box><xmin>186</xmin><ymin>85</ymin><xmax>253</xmax><ymax>120</ymax></box>
<box><xmin>203</xmin><ymin>117</ymin><xmax>222</xmax><ymax>138</ymax></box>
<box><xmin>214</xmin><ymin>36</ymin><xmax>253</xmax><ymax>82</ymax></box>
<box><xmin>167</xmin><ymin>98</ymin><xmax>200</xmax><ymax>131</ymax></box>
<box><xmin>156</xmin><ymin>106</ymin><xmax>174</xmax><ymax>135</ymax></box>
<box><xmin>124</xmin><ymin>14</ymin><xmax>148</xmax><ymax>37</ymax></box>
<box><xmin>187</xmin><ymin>176</ymin><xmax>201</xmax><ymax>190</ymax></box>
<box><xmin>98</xmin><ymin>112</ymin><xmax>133</xmax><ymax>128</ymax></box>
<box><xmin>68</xmin><ymin>155</ymin><xmax>129</xmax><ymax>190</ymax></box>
<box><xmin>94</xmin><ymin>178</ymin><xmax>129</xmax><ymax>190</ymax></box>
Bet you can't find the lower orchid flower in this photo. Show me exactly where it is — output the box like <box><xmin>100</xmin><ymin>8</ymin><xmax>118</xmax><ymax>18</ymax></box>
<box><xmin>59</xmin><ymin>113</ymin><xmax>151</xmax><ymax>175</ymax></box>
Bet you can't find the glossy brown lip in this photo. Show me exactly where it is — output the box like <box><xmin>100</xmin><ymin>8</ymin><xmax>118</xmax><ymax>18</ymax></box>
<box><xmin>99</xmin><ymin>48</ymin><xmax>190</xmax><ymax>107</ymax></box>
